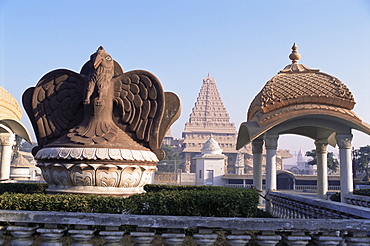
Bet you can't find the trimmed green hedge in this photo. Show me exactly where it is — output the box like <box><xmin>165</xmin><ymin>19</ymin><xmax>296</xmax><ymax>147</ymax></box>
<box><xmin>0</xmin><ymin>182</ymin><xmax>47</xmax><ymax>194</ymax></box>
<box><xmin>130</xmin><ymin>188</ymin><xmax>259</xmax><ymax>217</ymax></box>
<box><xmin>0</xmin><ymin>184</ymin><xmax>260</xmax><ymax>217</ymax></box>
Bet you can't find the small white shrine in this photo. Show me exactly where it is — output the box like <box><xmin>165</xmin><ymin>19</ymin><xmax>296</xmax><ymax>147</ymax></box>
<box><xmin>194</xmin><ymin>137</ymin><xmax>227</xmax><ymax>186</ymax></box>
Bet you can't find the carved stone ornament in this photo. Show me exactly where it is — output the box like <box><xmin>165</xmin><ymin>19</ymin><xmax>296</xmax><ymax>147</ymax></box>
<box><xmin>23</xmin><ymin>46</ymin><xmax>181</xmax><ymax>196</ymax></box>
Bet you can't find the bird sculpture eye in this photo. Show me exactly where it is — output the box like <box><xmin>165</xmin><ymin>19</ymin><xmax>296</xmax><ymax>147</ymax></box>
<box><xmin>106</xmin><ymin>55</ymin><xmax>112</xmax><ymax>61</ymax></box>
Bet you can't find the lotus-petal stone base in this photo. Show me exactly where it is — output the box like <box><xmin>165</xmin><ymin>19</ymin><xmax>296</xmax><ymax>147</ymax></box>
<box><xmin>35</xmin><ymin>147</ymin><xmax>158</xmax><ymax>196</ymax></box>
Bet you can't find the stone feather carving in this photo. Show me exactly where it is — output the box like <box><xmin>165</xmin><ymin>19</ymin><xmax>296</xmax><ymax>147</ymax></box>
<box><xmin>23</xmin><ymin>46</ymin><xmax>181</xmax><ymax>160</ymax></box>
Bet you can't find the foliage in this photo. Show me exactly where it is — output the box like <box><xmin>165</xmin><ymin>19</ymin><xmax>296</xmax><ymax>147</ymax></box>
<box><xmin>158</xmin><ymin>144</ymin><xmax>182</xmax><ymax>172</ymax></box>
<box><xmin>305</xmin><ymin>149</ymin><xmax>339</xmax><ymax>173</ymax></box>
<box><xmin>11</xmin><ymin>135</ymin><xmax>23</xmax><ymax>162</ymax></box>
<box><xmin>352</xmin><ymin>145</ymin><xmax>370</xmax><ymax>181</ymax></box>
<box><xmin>0</xmin><ymin>183</ymin><xmax>48</xmax><ymax>194</ymax></box>
<box><xmin>20</xmin><ymin>140</ymin><xmax>38</xmax><ymax>152</ymax></box>
<box><xmin>128</xmin><ymin>188</ymin><xmax>259</xmax><ymax>217</ymax></box>
<box><xmin>0</xmin><ymin>183</ymin><xmax>260</xmax><ymax>217</ymax></box>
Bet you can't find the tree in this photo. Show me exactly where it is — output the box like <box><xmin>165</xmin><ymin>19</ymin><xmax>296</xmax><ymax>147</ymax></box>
<box><xmin>305</xmin><ymin>149</ymin><xmax>339</xmax><ymax>173</ymax></box>
<box><xmin>11</xmin><ymin>135</ymin><xmax>22</xmax><ymax>162</ymax></box>
<box><xmin>353</xmin><ymin>145</ymin><xmax>370</xmax><ymax>181</ymax></box>
<box><xmin>157</xmin><ymin>144</ymin><xmax>182</xmax><ymax>172</ymax></box>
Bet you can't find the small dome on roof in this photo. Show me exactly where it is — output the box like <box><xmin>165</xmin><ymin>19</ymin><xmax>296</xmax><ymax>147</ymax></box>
<box><xmin>11</xmin><ymin>155</ymin><xmax>33</xmax><ymax>167</ymax></box>
<box><xmin>247</xmin><ymin>43</ymin><xmax>355</xmax><ymax>122</ymax></box>
<box><xmin>201</xmin><ymin>137</ymin><xmax>223</xmax><ymax>154</ymax></box>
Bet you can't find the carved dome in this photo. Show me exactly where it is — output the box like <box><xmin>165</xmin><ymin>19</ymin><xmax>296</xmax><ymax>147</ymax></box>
<box><xmin>0</xmin><ymin>86</ymin><xmax>22</xmax><ymax>120</ymax></box>
<box><xmin>201</xmin><ymin>137</ymin><xmax>223</xmax><ymax>154</ymax></box>
<box><xmin>247</xmin><ymin>44</ymin><xmax>355</xmax><ymax>122</ymax></box>
<box><xmin>237</xmin><ymin>44</ymin><xmax>370</xmax><ymax>150</ymax></box>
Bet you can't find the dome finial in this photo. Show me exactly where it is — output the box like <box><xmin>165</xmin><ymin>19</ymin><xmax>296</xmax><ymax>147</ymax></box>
<box><xmin>289</xmin><ymin>43</ymin><xmax>301</xmax><ymax>64</ymax></box>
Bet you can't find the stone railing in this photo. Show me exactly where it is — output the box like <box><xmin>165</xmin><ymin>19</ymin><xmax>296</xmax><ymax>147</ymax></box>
<box><xmin>1</xmin><ymin>210</ymin><xmax>370</xmax><ymax>245</ymax></box>
<box><xmin>269</xmin><ymin>191</ymin><xmax>370</xmax><ymax>219</ymax></box>
<box><xmin>294</xmin><ymin>185</ymin><xmax>341</xmax><ymax>191</ymax></box>
<box><xmin>345</xmin><ymin>193</ymin><xmax>370</xmax><ymax>208</ymax></box>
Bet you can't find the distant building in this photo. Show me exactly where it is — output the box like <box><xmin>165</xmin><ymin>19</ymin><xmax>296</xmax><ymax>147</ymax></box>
<box><xmin>181</xmin><ymin>74</ymin><xmax>253</xmax><ymax>173</ymax></box>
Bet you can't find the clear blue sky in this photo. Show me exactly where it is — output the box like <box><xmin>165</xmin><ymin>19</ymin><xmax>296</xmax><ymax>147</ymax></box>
<box><xmin>1</xmin><ymin>0</ymin><xmax>370</xmax><ymax>155</ymax></box>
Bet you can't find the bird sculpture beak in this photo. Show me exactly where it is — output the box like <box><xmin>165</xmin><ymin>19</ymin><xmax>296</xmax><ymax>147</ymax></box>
<box><xmin>94</xmin><ymin>58</ymin><xmax>103</xmax><ymax>69</ymax></box>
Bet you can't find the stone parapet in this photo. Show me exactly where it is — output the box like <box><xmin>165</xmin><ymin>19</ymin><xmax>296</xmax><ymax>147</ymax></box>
<box><xmin>0</xmin><ymin>210</ymin><xmax>370</xmax><ymax>245</ymax></box>
<box><xmin>269</xmin><ymin>191</ymin><xmax>370</xmax><ymax>219</ymax></box>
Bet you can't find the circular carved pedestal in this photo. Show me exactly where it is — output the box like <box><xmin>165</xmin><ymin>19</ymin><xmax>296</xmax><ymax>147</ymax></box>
<box><xmin>35</xmin><ymin>147</ymin><xmax>158</xmax><ymax>196</ymax></box>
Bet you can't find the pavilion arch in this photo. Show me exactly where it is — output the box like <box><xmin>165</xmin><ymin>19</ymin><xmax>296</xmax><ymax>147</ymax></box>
<box><xmin>236</xmin><ymin>44</ymin><xmax>370</xmax><ymax>210</ymax></box>
<box><xmin>0</xmin><ymin>86</ymin><xmax>32</xmax><ymax>180</ymax></box>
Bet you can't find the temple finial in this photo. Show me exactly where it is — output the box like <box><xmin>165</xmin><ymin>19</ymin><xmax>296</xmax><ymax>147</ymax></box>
<box><xmin>289</xmin><ymin>43</ymin><xmax>301</xmax><ymax>64</ymax></box>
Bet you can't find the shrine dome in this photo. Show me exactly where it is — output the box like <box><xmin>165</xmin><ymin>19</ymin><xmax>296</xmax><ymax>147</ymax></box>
<box><xmin>201</xmin><ymin>137</ymin><xmax>223</xmax><ymax>155</ymax></box>
<box><xmin>237</xmin><ymin>44</ymin><xmax>370</xmax><ymax>149</ymax></box>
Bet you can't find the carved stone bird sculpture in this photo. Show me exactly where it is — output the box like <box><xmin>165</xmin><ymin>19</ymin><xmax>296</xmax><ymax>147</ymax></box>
<box><xmin>23</xmin><ymin>46</ymin><xmax>181</xmax><ymax>160</ymax></box>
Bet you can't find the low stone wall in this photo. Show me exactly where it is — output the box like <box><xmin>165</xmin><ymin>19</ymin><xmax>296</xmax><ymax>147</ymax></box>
<box><xmin>153</xmin><ymin>172</ymin><xmax>195</xmax><ymax>185</ymax></box>
<box><xmin>0</xmin><ymin>210</ymin><xmax>370</xmax><ymax>245</ymax></box>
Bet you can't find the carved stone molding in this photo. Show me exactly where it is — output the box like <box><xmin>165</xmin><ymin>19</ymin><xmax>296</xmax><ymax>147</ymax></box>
<box><xmin>252</xmin><ymin>139</ymin><xmax>264</xmax><ymax>154</ymax></box>
<box><xmin>264</xmin><ymin>135</ymin><xmax>279</xmax><ymax>150</ymax></box>
<box><xmin>35</xmin><ymin>147</ymin><xmax>159</xmax><ymax>162</ymax></box>
<box><xmin>315</xmin><ymin>139</ymin><xmax>328</xmax><ymax>153</ymax></box>
<box><xmin>336</xmin><ymin>133</ymin><xmax>353</xmax><ymax>149</ymax></box>
<box><xmin>0</xmin><ymin>134</ymin><xmax>15</xmax><ymax>146</ymax></box>
<box><xmin>37</xmin><ymin>161</ymin><xmax>157</xmax><ymax>196</ymax></box>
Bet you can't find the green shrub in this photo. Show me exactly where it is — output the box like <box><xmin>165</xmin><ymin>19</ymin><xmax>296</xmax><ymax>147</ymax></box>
<box><xmin>128</xmin><ymin>188</ymin><xmax>259</xmax><ymax>217</ymax></box>
<box><xmin>0</xmin><ymin>193</ymin><xmax>131</xmax><ymax>214</ymax></box>
<box><xmin>329</xmin><ymin>192</ymin><xmax>341</xmax><ymax>202</ymax></box>
<box><xmin>353</xmin><ymin>189</ymin><xmax>370</xmax><ymax>196</ymax></box>
<box><xmin>0</xmin><ymin>183</ymin><xmax>259</xmax><ymax>217</ymax></box>
<box><xmin>0</xmin><ymin>183</ymin><xmax>47</xmax><ymax>194</ymax></box>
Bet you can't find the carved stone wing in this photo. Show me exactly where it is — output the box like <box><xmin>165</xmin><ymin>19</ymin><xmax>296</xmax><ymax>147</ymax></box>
<box><xmin>23</xmin><ymin>69</ymin><xmax>85</xmax><ymax>149</ymax></box>
<box><xmin>112</xmin><ymin>70</ymin><xmax>165</xmax><ymax>152</ymax></box>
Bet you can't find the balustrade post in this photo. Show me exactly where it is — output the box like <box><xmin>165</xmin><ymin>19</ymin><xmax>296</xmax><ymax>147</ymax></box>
<box><xmin>68</xmin><ymin>225</ymin><xmax>96</xmax><ymax>246</ymax></box>
<box><xmin>193</xmin><ymin>228</ymin><xmax>218</xmax><ymax>246</ymax></box>
<box><xmin>255</xmin><ymin>230</ymin><xmax>282</xmax><ymax>246</ymax></box>
<box><xmin>99</xmin><ymin>226</ymin><xmax>125</xmax><ymax>245</ymax></box>
<box><xmin>37</xmin><ymin>224</ymin><xmax>67</xmax><ymax>246</ymax></box>
<box><xmin>312</xmin><ymin>231</ymin><xmax>342</xmax><ymax>245</ymax></box>
<box><xmin>7</xmin><ymin>223</ymin><xmax>38</xmax><ymax>246</ymax></box>
<box><xmin>130</xmin><ymin>227</ymin><xmax>155</xmax><ymax>246</ymax></box>
<box><xmin>282</xmin><ymin>231</ymin><xmax>311</xmax><ymax>245</ymax></box>
<box><xmin>161</xmin><ymin>229</ymin><xmax>186</xmax><ymax>246</ymax></box>
<box><xmin>225</xmin><ymin>230</ymin><xmax>251</xmax><ymax>246</ymax></box>
<box><xmin>344</xmin><ymin>230</ymin><xmax>370</xmax><ymax>245</ymax></box>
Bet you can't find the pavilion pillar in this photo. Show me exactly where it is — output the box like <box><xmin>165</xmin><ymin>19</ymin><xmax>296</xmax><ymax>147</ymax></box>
<box><xmin>336</xmin><ymin>133</ymin><xmax>353</xmax><ymax>203</ymax></box>
<box><xmin>0</xmin><ymin>133</ymin><xmax>15</xmax><ymax>180</ymax></box>
<box><xmin>264</xmin><ymin>134</ymin><xmax>279</xmax><ymax>213</ymax></box>
<box><xmin>252</xmin><ymin>139</ymin><xmax>263</xmax><ymax>205</ymax></box>
<box><xmin>315</xmin><ymin>139</ymin><xmax>328</xmax><ymax>199</ymax></box>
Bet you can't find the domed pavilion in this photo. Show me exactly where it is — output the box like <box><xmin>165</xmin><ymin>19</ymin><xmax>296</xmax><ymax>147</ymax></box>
<box><xmin>0</xmin><ymin>86</ymin><xmax>31</xmax><ymax>180</ymax></box>
<box><xmin>237</xmin><ymin>44</ymin><xmax>370</xmax><ymax>208</ymax></box>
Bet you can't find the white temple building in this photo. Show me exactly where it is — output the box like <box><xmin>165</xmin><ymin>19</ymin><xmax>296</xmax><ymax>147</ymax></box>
<box><xmin>194</xmin><ymin>137</ymin><xmax>227</xmax><ymax>186</ymax></box>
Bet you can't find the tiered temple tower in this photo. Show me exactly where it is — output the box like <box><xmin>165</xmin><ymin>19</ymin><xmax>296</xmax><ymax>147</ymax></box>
<box><xmin>182</xmin><ymin>74</ymin><xmax>252</xmax><ymax>173</ymax></box>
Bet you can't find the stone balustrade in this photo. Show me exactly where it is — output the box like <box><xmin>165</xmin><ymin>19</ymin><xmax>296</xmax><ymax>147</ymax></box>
<box><xmin>0</xmin><ymin>210</ymin><xmax>370</xmax><ymax>245</ymax></box>
<box><xmin>269</xmin><ymin>191</ymin><xmax>370</xmax><ymax>219</ymax></box>
<box><xmin>344</xmin><ymin>193</ymin><xmax>370</xmax><ymax>208</ymax></box>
